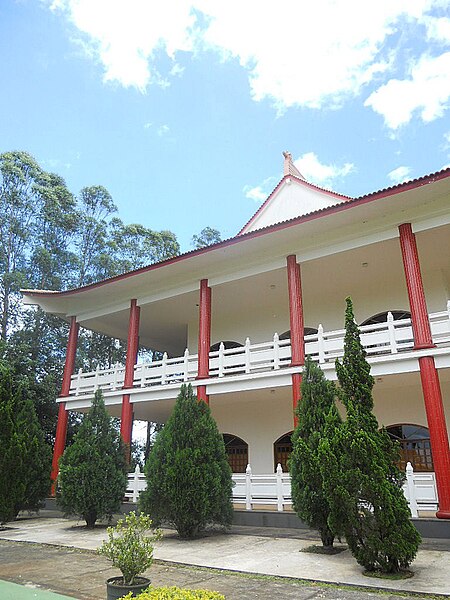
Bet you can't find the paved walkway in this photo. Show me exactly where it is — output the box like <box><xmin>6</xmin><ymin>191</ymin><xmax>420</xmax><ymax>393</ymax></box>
<box><xmin>0</xmin><ymin>514</ymin><xmax>449</xmax><ymax>599</ymax></box>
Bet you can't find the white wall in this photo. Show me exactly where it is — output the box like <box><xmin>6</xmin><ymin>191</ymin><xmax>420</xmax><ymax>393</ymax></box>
<box><xmin>211</xmin><ymin>389</ymin><xmax>293</xmax><ymax>473</ymax></box>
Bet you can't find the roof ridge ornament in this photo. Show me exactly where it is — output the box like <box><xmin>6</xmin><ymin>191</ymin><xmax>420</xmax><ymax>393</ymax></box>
<box><xmin>283</xmin><ymin>151</ymin><xmax>305</xmax><ymax>180</ymax></box>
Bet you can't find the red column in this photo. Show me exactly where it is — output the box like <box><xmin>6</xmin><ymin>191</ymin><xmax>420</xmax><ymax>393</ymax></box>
<box><xmin>51</xmin><ymin>316</ymin><xmax>79</xmax><ymax>492</ymax></box>
<box><xmin>399</xmin><ymin>223</ymin><xmax>450</xmax><ymax>519</ymax></box>
<box><xmin>121</xmin><ymin>299</ymin><xmax>140</xmax><ymax>447</ymax></box>
<box><xmin>197</xmin><ymin>279</ymin><xmax>211</xmax><ymax>404</ymax></box>
<box><xmin>398</xmin><ymin>223</ymin><xmax>434</xmax><ymax>349</ymax></box>
<box><xmin>419</xmin><ymin>357</ymin><xmax>450</xmax><ymax>518</ymax></box>
<box><xmin>286</xmin><ymin>255</ymin><xmax>305</xmax><ymax>426</ymax></box>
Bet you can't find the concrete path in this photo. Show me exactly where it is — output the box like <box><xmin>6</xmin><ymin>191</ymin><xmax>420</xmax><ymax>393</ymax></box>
<box><xmin>0</xmin><ymin>514</ymin><xmax>449</xmax><ymax>599</ymax></box>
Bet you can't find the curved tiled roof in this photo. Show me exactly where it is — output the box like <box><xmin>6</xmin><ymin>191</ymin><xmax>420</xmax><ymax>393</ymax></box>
<box><xmin>22</xmin><ymin>166</ymin><xmax>450</xmax><ymax>299</ymax></box>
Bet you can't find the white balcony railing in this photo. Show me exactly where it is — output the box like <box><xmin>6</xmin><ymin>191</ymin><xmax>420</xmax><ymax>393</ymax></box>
<box><xmin>70</xmin><ymin>303</ymin><xmax>450</xmax><ymax>398</ymax></box>
<box><xmin>125</xmin><ymin>463</ymin><xmax>438</xmax><ymax>516</ymax></box>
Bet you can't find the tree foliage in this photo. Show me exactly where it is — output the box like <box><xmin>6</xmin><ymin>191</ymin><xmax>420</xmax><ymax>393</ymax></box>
<box><xmin>0</xmin><ymin>366</ymin><xmax>51</xmax><ymax>525</ymax></box>
<box><xmin>191</xmin><ymin>227</ymin><xmax>222</xmax><ymax>249</ymax></box>
<box><xmin>290</xmin><ymin>357</ymin><xmax>342</xmax><ymax>547</ymax></box>
<box><xmin>140</xmin><ymin>384</ymin><xmax>233</xmax><ymax>538</ymax></box>
<box><xmin>319</xmin><ymin>298</ymin><xmax>421</xmax><ymax>573</ymax></box>
<box><xmin>57</xmin><ymin>390</ymin><xmax>127</xmax><ymax>528</ymax></box>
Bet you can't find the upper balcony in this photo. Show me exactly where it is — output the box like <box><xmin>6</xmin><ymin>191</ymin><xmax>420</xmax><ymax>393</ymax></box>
<box><xmin>66</xmin><ymin>302</ymin><xmax>450</xmax><ymax>408</ymax></box>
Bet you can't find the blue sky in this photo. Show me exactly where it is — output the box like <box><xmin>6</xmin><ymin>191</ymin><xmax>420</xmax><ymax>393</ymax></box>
<box><xmin>1</xmin><ymin>0</ymin><xmax>450</xmax><ymax>251</ymax></box>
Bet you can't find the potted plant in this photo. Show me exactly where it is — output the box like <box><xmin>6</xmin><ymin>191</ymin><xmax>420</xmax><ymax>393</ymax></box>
<box><xmin>98</xmin><ymin>511</ymin><xmax>162</xmax><ymax>600</ymax></box>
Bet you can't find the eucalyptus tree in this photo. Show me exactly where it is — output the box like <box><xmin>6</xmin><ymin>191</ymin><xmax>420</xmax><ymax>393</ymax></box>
<box><xmin>0</xmin><ymin>151</ymin><xmax>76</xmax><ymax>340</ymax></box>
<box><xmin>192</xmin><ymin>227</ymin><xmax>222</xmax><ymax>249</ymax></box>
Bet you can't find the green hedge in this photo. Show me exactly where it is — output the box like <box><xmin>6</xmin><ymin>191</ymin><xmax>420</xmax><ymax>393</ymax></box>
<box><xmin>120</xmin><ymin>587</ymin><xmax>225</xmax><ymax>600</ymax></box>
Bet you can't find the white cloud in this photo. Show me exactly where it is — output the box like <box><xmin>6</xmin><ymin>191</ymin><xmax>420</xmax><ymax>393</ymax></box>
<box><xmin>157</xmin><ymin>125</ymin><xmax>170</xmax><ymax>137</ymax></box>
<box><xmin>365</xmin><ymin>52</ymin><xmax>450</xmax><ymax>129</ymax></box>
<box><xmin>294</xmin><ymin>153</ymin><xmax>355</xmax><ymax>188</ymax></box>
<box><xmin>243</xmin><ymin>177</ymin><xmax>276</xmax><ymax>202</ymax></box>
<box><xmin>387</xmin><ymin>166</ymin><xmax>412</xmax><ymax>184</ymax></box>
<box><xmin>422</xmin><ymin>15</ymin><xmax>450</xmax><ymax>42</ymax></box>
<box><xmin>48</xmin><ymin>0</ymin><xmax>447</xmax><ymax>114</ymax></box>
<box><xmin>243</xmin><ymin>185</ymin><xmax>267</xmax><ymax>202</ymax></box>
<box><xmin>50</xmin><ymin>0</ymin><xmax>198</xmax><ymax>91</ymax></box>
<box><xmin>443</xmin><ymin>131</ymin><xmax>450</xmax><ymax>148</ymax></box>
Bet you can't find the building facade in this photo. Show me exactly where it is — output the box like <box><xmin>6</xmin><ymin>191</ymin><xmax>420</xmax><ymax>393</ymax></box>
<box><xmin>23</xmin><ymin>153</ymin><xmax>450</xmax><ymax>518</ymax></box>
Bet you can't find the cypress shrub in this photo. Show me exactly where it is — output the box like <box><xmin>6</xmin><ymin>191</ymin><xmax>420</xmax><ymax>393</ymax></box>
<box><xmin>140</xmin><ymin>384</ymin><xmax>233</xmax><ymax>538</ymax></box>
<box><xmin>57</xmin><ymin>389</ymin><xmax>127</xmax><ymax>528</ymax></box>
<box><xmin>290</xmin><ymin>356</ymin><xmax>342</xmax><ymax>547</ymax></box>
<box><xmin>0</xmin><ymin>367</ymin><xmax>51</xmax><ymax>525</ymax></box>
<box><xmin>319</xmin><ymin>297</ymin><xmax>421</xmax><ymax>573</ymax></box>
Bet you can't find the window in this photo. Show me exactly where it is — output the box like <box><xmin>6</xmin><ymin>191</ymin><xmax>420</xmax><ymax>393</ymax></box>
<box><xmin>223</xmin><ymin>434</ymin><xmax>248</xmax><ymax>473</ymax></box>
<box><xmin>386</xmin><ymin>424</ymin><xmax>433</xmax><ymax>472</ymax></box>
<box><xmin>274</xmin><ymin>432</ymin><xmax>293</xmax><ymax>472</ymax></box>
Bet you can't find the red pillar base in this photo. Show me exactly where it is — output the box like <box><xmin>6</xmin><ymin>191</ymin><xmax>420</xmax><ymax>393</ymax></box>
<box><xmin>436</xmin><ymin>510</ymin><xmax>450</xmax><ymax>520</ymax></box>
<box><xmin>197</xmin><ymin>384</ymin><xmax>209</xmax><ymax>405</ymax></box>
<box><xmin>291</xmin><ymin>373</ymin><xmax>302</xmax><ymax>428</ymax></box>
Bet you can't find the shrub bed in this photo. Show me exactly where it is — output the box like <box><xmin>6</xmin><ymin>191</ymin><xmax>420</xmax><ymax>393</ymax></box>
<box><xmin>120</xmin><ymin>586</ymin><xmax>225</xmax><ymax>600</ymax></box>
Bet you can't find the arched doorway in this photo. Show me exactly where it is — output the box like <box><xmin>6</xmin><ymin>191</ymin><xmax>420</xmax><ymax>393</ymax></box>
<box><xmin>274</xmin><ymin>432</ymin><xmax>293</xmax><ymax>472</ymax></box>
<box><xmin>210</xmin><ymin>341</ymin><xmax>243</xmax><ymax>352</ymax></box>
<box><xmin>361</xmin><ymin>310</ymin><xmax>411</xmax><ymax>326</ymax></box>
<box><xmin>223</xmin><ymin>434</ymin><xmax>248</xmax><ymax>473</ymax></box>
<box><xmin>279</xmin><ymin>327</ymin><xmax>319</xmax><ymax>341</ymax></box>
<box><xmin>386</xmin><ymin>424</ymin><xmax>433</xmax><ymax>472</ymax></box>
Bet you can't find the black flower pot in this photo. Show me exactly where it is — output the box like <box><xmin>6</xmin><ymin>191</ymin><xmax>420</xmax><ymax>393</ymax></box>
<box><xmin>106</xmin><ymin>576</ymin><xmax>151</xmax><ymax>600</ymax></box>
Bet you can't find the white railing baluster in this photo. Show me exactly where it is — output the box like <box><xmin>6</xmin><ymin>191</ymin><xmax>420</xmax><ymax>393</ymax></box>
<box><xmin>140</xmin><ymin>363</ymin><xmax>146</xmax><ymax>387</ymax></box>
<box><xmin>218</xmin><ymin>342</ymin><xmax>225</xmax><ymax>377</ymax></box>
<box><xmin>406</xmin><ymin>462</ymin><xmax>418</xmax><ymax>518</ymax></box>
<box><xmin>75</xmin><ymin>368</ymin><xmax>82</xmax><ymax>396</ymax></box>
<box><xmin>161</xmin><ymin>352</ymin><xmax>167</xmax><ymax>385</ymax></box>
<box><xmin>245</xmin><ymin>337</ymin><xmax>251</xmax><ymax>373</ymax></box>
<box><xmin>183</xmin><ymin>348</ymin><xmax>189</xmax><ymax>381</ymax></box>
<box><xmin>132</xmin><ymin>464</ymin><xmax>140</xmax><ymax>503</ymax></box>
<box><xmin>93</xmin><ymin>364</ymin><xmax>100</xmax><ymax>391</ymax></box>
<box><xmin>387</xmin><ymin>311</ymin><xmax>397</xmax><ymax>354</ymax></box>
<box><xmin>112</xmin><ymin>362</ymin><xmax>119</xmax><ymax>390</ymax></box>
<box><xmin>245</xmin><ymin>464</ymin><xmax>252</xmax><ymax>511</ymax></box>
<box><xmin>276</xmin><ymin>463</ymin><xmax>284</xmax><ymax>512</ymax></box>
<box><xmin>318</xmin><ymin>324</ymin><xmax>325</xmax><ymax>363</ymax></box>
<box><xmin>273</xmin><ymin>333</ymin><xmax>280</xmax><ymax>370</ymax></box>
<box><xmin>447</xmin><ymin>300</ymin><xmax>450</xmax><ymax>322</ymax></box>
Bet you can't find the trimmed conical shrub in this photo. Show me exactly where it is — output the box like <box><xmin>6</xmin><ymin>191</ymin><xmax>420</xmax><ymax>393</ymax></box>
<box><xmin>290</xmin><ymin>356</ymin><xmax>342</xmax><ymax>547</ymax></box>
<box><xmin>140</xmin><ymin>384</ymin><xmax>233</xmax><ymax>538</ymax></box>
<box><xmin>0</xmin><ymin>367</ymin><xmax>51</xmax><ymax>525</ymax></box>
<box><xmin>319</xmin><ymin>297</ymin><xmax>421</xmax><ymax>573</ymax></box>
<box><xmin>57</xmin><ymin>389</ymin><xmax>127</xmax><ymax>528</ymax></box>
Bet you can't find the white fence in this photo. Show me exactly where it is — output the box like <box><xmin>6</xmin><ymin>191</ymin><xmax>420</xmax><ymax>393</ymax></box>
<box><xmin>70</xmin><ymin>302</ymin><xmax>450</xmax><ymax>397</ymax></box>
<box><xmin>125</xmin><ymin>462</ymin><xmax>438</xmax><ymax>517</ymax></box>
